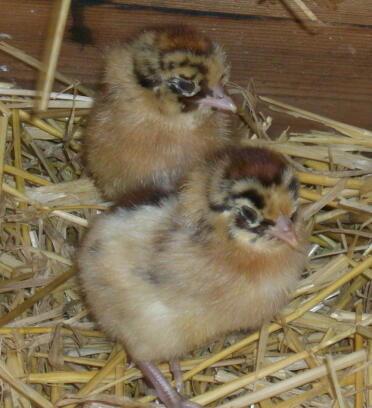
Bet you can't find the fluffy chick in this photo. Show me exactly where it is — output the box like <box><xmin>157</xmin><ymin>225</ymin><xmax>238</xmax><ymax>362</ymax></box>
<box><xmin>78</xmin><ymin>146</ymin><xmax>307</xmax><ymax>408</ymax></box>
<box><xmin>84</xmin><ymin>25</ymin><xmax>236</xmax><ymax>201</ymax></box>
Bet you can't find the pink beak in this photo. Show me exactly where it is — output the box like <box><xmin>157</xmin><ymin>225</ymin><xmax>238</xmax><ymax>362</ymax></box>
<box><xmin>269</xmin><ymin>213</ymin><xmax>298</xmax><ymax>247</ymax></box>
<box><xmin>198</xmin><ymin>84</ymin><xmax>236</xmax><ymax>112</ymax></box>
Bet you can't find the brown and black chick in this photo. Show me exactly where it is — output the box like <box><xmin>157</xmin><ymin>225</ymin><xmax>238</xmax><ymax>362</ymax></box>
<box><xmin>78</xmin><ymin>146</ymin><xmax>307</xmax><ymax>408</ymax></box>
<box><xmin>84</xmin><ymin>25</ymin><xmax>236</xmax><ymax>201</ymax></box>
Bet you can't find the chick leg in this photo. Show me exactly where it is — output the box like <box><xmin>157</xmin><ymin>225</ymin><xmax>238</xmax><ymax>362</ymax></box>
<box><xmin>135</xmin><ymin>360</ymin><xmax>201</xmax><ymax>408</ymax></box>
<box><xmin>170</xmin><ymin>358</ymin><xmax>184</xmax><ymax>393</ymax></box>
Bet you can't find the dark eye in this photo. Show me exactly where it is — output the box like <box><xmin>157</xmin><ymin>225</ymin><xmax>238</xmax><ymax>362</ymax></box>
<box><xmin>167</xmin><ymin>77</ymin><xmax>197</xmax><ymax>96</ymax></box>
<box><xmin>234</xmin><ymin>206</ymin><xmax>260</xmax><ymax>232</ymax></box>
<box><xmin>290</xmin><ymin>210</ymin><xmax>298</xmax><ymax>222</ymax></box>
<box><xmin>240</xmin><ymin>206</ymin><xmax>258</xmax><ymax>223</ymax></box>
<box><xmin>288</xmin><ymin>177</ymin><xmax>298</xmax><ymax>200</ymax></box>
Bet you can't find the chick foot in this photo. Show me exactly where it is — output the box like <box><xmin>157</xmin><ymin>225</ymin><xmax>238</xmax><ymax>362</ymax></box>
<box><xmin>170</xmin><ymin>358</ymin><xmax>184</xmax><ymax>393</ymax></box>
<box><xmin>135</xmin><ymin>360</ymin><xmax>201</xmax><ymax>408</ymax></box>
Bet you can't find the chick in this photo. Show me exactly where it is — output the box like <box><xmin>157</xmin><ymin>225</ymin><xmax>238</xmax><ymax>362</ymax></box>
<box><xmin>84</xmin><ymin>25</ymin><xmax>236</xmax><ymax>201</ymax></box>
<box><xmin>78</xmin><ymin>146</ymin><xmax>307</xmax><ymax>408</ymax></box>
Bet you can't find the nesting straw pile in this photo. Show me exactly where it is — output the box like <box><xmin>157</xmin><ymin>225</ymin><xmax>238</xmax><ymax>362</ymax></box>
<box><xmin>0</xmin><ymin>39</ymin><xmax>372</xmax><ymax>408</ymax></box>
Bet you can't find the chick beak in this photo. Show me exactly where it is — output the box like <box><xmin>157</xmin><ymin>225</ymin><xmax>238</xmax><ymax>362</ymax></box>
<box><xmin>198</xmin><ymin>83</ymin><xmax>236</xmax><ymax>112</ymax></box>
<box><xmin>269</xmin><ymin>213</ymin><xmax>298</xmax><ymax>248</ymax></box>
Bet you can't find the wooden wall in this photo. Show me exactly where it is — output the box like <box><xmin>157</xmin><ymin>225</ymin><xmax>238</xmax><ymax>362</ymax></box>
<box><xmin>1</xmin><ymin>0</ymin><xmax>371</xmax><ymax>133</ymax></box>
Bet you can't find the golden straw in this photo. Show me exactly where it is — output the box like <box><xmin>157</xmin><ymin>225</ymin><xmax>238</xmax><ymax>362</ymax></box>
<box><xmin>218</xmin><ymin>351</ymin><xmax>366</xmax><ymax>408</ymax></box>
<box><xmin>35</xmin><ymin>0</ymin><xmax>72</xmax><ymax>111</ymax></box>
<box><xmin>64</xmin><ymin>349</ymin><xmax>127</xmax><ymax>408</ymax></box>
<box><xmin>0</xmin><ymin>267</ymin><xmax>76</xmax><ymax>327</ymax></box>
<box><xmin>0</xmin><ymin>115</ymin><xmax>8</xmax><ymax>196</ymax></box>
<box><xmin>0</xmin><ymin>359</ymin><xmax>53</xmax><ymax>408</ymax></box>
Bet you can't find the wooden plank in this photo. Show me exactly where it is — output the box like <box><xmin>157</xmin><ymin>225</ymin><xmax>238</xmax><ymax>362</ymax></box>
<box><xmin>0</xmin><ymin>1</ymin><xmax>51</xmax><ymax>86</ymax></box>
<box><xmin>0</xmin><ymin>1</ymin><xmax>371</xmax><ymax>133</ymax></box>
<box><xmin>109</xmin><ymin>0</ymin><xmax>372</xmax><ymax>26</ymax></box>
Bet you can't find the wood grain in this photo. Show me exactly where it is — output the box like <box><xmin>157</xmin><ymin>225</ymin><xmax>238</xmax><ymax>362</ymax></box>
<box><xmin>0</xmin><ymin>0</ymin><xmax>371</xmax><ymax>133</ymax></box>
<box><xmin>110</xmin><ymin>0</ymin><xmax>372</xmax><ymax>26</ymax></box>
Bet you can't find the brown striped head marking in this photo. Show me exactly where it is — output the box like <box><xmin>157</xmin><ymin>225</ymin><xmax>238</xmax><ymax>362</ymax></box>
<box><xmin>222</xmin><ymin>147</ymin><xmax>287</xmax><ymax>186</ymax></box>
<box><xmin>155</xmin><ymin>25</ymin><xmax>214</xmax><ymax>55</ymax></box>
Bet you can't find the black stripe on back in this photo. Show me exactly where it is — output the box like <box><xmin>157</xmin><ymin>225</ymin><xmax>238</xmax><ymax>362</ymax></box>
<box><xmin>114</xmin><ymin>187</ymin><xmax>174</xmax><ymax>210</ymax></box>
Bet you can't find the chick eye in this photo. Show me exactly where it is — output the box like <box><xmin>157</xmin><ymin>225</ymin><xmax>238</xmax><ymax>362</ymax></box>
<box><xmin>240</xmin><ymin>206</ymin><xmax>258</xmax><ymax>223</ymax></box>
<box><xmin>235</xmin><ymin>206</ymin><xmax>260</xmax><ymax>231</ymax></box>
<box><xmin>290</xmin><ymin>210</ymin><xmax>298</xmax><ymax>222</ymax></box>
<box><xmin>167</xmin><ymin>77</ymin><xmax>197</xmax><ymax>96</ymax></box>
<box><xmin>288</xmin><ymin>177</ymin><xmax>298</xmax><ymax>200</ymax></box>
